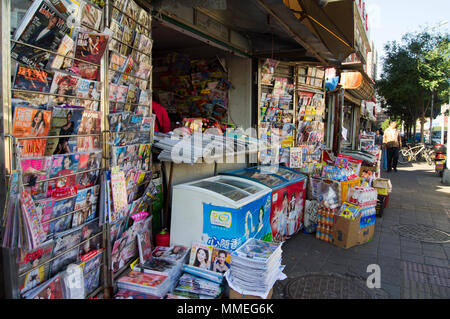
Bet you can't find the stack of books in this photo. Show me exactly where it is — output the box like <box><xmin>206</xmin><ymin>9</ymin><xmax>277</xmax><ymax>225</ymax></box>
<box><xmin>225</xmin><ymin>238</ymin><xmax>286</xmax><ymax>298</ymax></box>
<box><xmin>175</xmin><ymin>273</ymin><xmax>223</xmax><ymax>298</ymax></box>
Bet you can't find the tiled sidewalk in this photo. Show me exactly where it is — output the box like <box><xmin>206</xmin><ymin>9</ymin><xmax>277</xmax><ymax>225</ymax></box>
<box><xmin>274</xmin><ymin>162</ymin><xmax>450</xmax><ymax>299</ymax></box>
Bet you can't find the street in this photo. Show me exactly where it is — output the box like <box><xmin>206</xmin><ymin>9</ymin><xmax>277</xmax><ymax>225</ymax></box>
<box><xmin>274</xmin><ymin>162</ymin><xmax>450</xmax><ymax>299</ymax></box>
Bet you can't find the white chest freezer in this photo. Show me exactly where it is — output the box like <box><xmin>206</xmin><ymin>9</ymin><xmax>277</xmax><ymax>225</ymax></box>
<box><xmin>170</xmin><ymin>175</ymin><xmax>272</xmax><ymax>251</ymax></box>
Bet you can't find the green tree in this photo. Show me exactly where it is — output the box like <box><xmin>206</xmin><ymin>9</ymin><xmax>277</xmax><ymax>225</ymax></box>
<box><xmin>376</xmin><ymin>31</ymin><xmax>449</xmax><ymax>143</ymax></box>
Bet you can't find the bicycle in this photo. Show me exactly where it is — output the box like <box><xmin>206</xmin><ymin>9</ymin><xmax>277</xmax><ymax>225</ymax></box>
<box><xmin>398</xmin><ymin>143</ymin><xmax>433</xmax><ymax>165</ymax></box>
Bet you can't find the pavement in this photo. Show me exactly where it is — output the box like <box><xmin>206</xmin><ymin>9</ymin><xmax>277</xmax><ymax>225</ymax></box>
<box><xmin>273</xmin><ymin>162</ymin><xmax>450</xmax><ymax>299</ymax></box>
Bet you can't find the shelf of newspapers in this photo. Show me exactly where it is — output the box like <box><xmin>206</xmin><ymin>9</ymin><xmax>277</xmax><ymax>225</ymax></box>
<box><xmin>103</xmin><ymin>0</ymin><xmax>159</xmax><ymax>299</ymax></box>
<box><xmin>1</xmin><ymin>0</ymin><xmax>111</xmax><ymax>299</ymax></box>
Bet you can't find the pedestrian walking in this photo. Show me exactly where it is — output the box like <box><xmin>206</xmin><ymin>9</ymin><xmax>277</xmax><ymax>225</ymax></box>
<box><xmin>383</xmin><ymin>121</ymin><xmax>402</xmax><ymax>172</ymax></box>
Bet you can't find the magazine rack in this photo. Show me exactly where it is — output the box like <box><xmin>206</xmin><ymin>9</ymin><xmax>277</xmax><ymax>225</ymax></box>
<box><xmin>0</xmin><ymin>0</ymin><xmax>110</xmax><ymax>299</ymax></box>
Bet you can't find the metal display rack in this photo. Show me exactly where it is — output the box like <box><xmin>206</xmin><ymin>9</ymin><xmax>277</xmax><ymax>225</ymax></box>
<box><xmin>0</xmin><ymin>0</ymin><xmax>146</xmax><ymax>299</ymax></box>
<box><xmin>102</xmin><ymin>0</ymin><xmax>153</xmax><ymax>299</ymax></box>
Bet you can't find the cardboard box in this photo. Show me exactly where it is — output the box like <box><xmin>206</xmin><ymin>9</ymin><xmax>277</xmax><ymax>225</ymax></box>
<box><xmin>332</xmin><ymin>215</ymin><xmax>375</xmax><ymax>249</ymax></box>
<box><xmin>229</xmin><ymin>288</ymin><xmax>273</xmax><ymax>299</ymax></box>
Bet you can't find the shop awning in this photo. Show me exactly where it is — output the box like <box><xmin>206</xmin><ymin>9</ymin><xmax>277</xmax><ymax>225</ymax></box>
<box><xmin>149</xmin><ymin>0</ymin><xmax>353</xmax><ymax>64</ymax></box>
<box><xmin>284</xmin><ymin>0</ymin><xmax>355</xmax><ymax>64</ymax></box>
<box><xmin>340</xmin><ymin>71</ymin><xmax>375</xmax><ymax>101</ymax></box>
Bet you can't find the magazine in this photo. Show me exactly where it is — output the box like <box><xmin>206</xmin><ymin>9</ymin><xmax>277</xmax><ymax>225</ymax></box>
<box><xmin>35</xmin><ymin>198</ymin><xmax>55</xmax><ymax>238</ymax></box>
<box><xmin>49</xmin><ymin>71</ymin><xmax>80</xmax><ymax>106</ymax></box>
<box><xmin>20</xmin><ymin>156</ymin><xmax>51</xmax><ymax>200</ymax></box>
<box><xmin>137</xmin><ymin>229</ymin><xmax>153</xmax><ymax>264</ymax></box>
<box><xmin>13</xmin><ymin>64</ymin><xmax>53</xmax><ymax>93</ymax></box>
<box><xmin>77</xmin><ymin>110</ymin><xmax>101</xmax><ymax>152</ymax></box>
<box><xmin>11</xmin><ymin>91</ymin><xmax>49</xmax><ymax>111</ymax></box>
<box><xmin>20</xmin><ymin>190</ymin><xmax>46</xmax><ymax>249</ymax></box>
<box><xmin>12</xmin><ymin>107</ymin><xmax>52</xmax><ymax>158</ymax></box>
<box><xmin>47</xmin><ymin>34</ymin><xmax>75</xmax><ymax>70</ymax></box>
<box><xmin>72</xmin><ymin>31</ymin><xmax>109</xmax><ymax>80</ymax></box>
<box><xmin>72</xmin><ymin>185</ymin><xmax>100</xmax><ymax>227</ymax></box>
<box><xmin>47</xmin><ymin>197</ymin><xmax>76</xmax><ymax>235</ymax></box>
<box><xmin>80</xmin><ymin>2</ymin><xmax>102</xmax><ymax>30</ymax></box>
<box><xmin>189</xmin><ymin>243</ymin><xmax>213</xmax><ymax>270</ymax></box>
<box><xmin>116</xmin><ymin>271</ymin><xmax>170</xmax><ymax>292</ymax></box>
<box><xmin>110</xmin><ymin>166</ymin><xmax>128</xmax><ymax>218</ymax></box>
<box><xmin>49</xmin><ymin>246</ymin><xmax>79</xmax><ymax>277</ymax></box>
<box><xmin>109</xmin><ymin>20</ymin><xmax>123</xmax><ymax>53</ymax></box>
<box><xmin>23</xmin><ymin>274</ymin><xmax>65</xmax><ymax>299</ymax></box>
<box><xmin>48</xmin><ymin>107</ymin><xmax>83</xmax><ymax>155</ymax></box>
<box><xmin>111</xmin><ymin>236</ymin><xmax>127</xmax><ymax>272</ymax></box>
<box><xmin>78</xmin><ymin>219</ymin><xmax>102</xmax><ymax>256</ymax></box>
<box><xmin>11</xmin><ymin>0</ymin><xmax>70</xmax><ymax>68</ymax></box>
<box><xmin>289</xmin><ymin>147</ymin><xmax>302</xmax><ymax>168</ymax></box>
<box><xmin>50</xmin><ymin>226</ymin><xmax>82</xmax><ymax>272</ymax></box>
<box><xmin>210</xmin><ymin>248</ymin><xmax>231</xmax><ymax>274</ymax></box>
<box><xmin>75</xmin><ymin>151</ymin><xmax>101</xmax><ymax>189</ymax></box>
<box><xmin>115</xmin><ymin>289</ymin><xmax>162</xmax><ymax>299</ymax></box>
<box><xmin>81</xmin><ymin>248</ymin><xmax>103</xmax><ymax>273</ymax></box>
<box><xmin>18</xmin><ymin>240</ymin><xmax>54</xmax><ymax>294</ymax></box>
<box><xmin>76</xmin><ymin>79</ymin><xmax>100</xmax><ymax>110</ymax></box>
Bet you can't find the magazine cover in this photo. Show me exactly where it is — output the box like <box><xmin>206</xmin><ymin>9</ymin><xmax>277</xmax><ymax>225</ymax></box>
<box><xmin>19</xmin><ymin>251</ymin><xmax>52</xmax><ymax>295</ymax></box>
<box><xmin>35</xmin><ymin>198</ymin><xmax>56</xmax><ymax>238</ymax></box>
<box><xmin>47</xmin><ymin>153</ymin><xmax>80</xmax><ymax>197</ymax></box>
<box><xmin>109</xmin><ymin>20</ymin><xmax>123</xmax><ymax>53</ymax></box>
<box><xmin>48</xmin><ymin>107</ymin><xmax>83</xmax><ymax>155</ymax></box>
<box><xmin>13</xmin><ymin>65</ymin><xmax>53</xmax><ymax>93</ymax></box>
<box><xmin>73</xmin><ymin>30</ymin><xmax>109</xmax><ymax>71</ymax></box>
<box><xmin>139</xmin><ymin>258</ymin><xmax>178</xmax><ymax>276</ymax></box>
<box><xmin>210</xmin><ymin>248</ymin><xmax>231</xmax><ymax>274</ymax></box>
<box><xmin>116</xmin><ymin>85</ymin><xmax>129</xmax><ymax>103</ymax></box>
<box><xmin>81</xmin><ymin>248</ymin><xmax>103</xmax><ymax>274</ymax></box>
<box><xmin>108</xmin><ymin>112</ymin><xmax>126</xmax><ymax>133</ymax></box>
<box><xmin>137</xmin><ymin>229</ymin><xmax>153</xmax><ymax>264</ymax></box>
<box><xmin>80</xmin><ymin>2</ymin><xmax>102</xmax><ymax>30</ymax></box>
<box><xmin>78</xmin><ymin>219</ymin><xmax>102</xmax><ymax>256</ymax></box>
<box><xmin>117</xmin><ymin>271</ymin><xmax>169</xmax><ymax>288</ymax></box>
<box><xmin>76</xmin><ymin>151</ymin><xmax>101</xmax><ymax>181</ymax></box>
<box><xmin>73</xmin><ymin>185</ymin><xmax>99</xmax><ymax>222</ymax></box>
<box><xmin>289</xmin><ymin>147</ymin><xmax>302</xmax><ymax>168</ymax></box>
<box><xmin>235</xmin><ymin>238</ymin><xmax>281</xmax><ymax>261</ymax></box>
<box><xmin>111</xmin><ymin>146</ymin><xmax>127</xmax><ymax>167</ymax></box>
<box><xmin>84</xmin><ymin>266</ymin><xmax>100</xmax><ymax>295</ymax></box>
<box><xmin>76</xmin><ymin>79</ymin><xmax>100</xmax><ymax>110</ymax></box>
<box><xmin>20</xmin><ymin>190</ymin><xmax>46</xmax><ymax>249</ymax></box>
<box><xmin>49</xmin><ymin>71</ymin><xmax>80</xmax><ymax>106</ymax></box>
<box><xmin>189</xmin><ymin>243</ymin><xmax>213</xmax><ymax>270</ymax></box>
<box><xmin>24</xmin><ymin>274</ymin><xmax>64</xmax><ymax>299</ymax></box>
<box><xmin>47</xmin><ymin>197</ymin><xmax>75</xmax><ymax>235</ymax></box>
<box><xmin>52</xmin><ymin>226</ymin><xmax>82</xmax><ymax>258</ymax></box>
<box><xmin>12</xmin><ymin>107</ymin><xmax>52</xmax><ymax>158</ymax></box>
<box><xmin>20</xmin><ymin>156</ymin><xmax>51</xmax><ymax>200</ymax></box>
<box><xmin>111</xmin><ymin>236</ymin><xmax>127</xmax><ymax>272</ymax></box>
<box><xmin>49</xmin><ymin>246</ymin><xmax>79</xmax><ymax>277</ymax></box>
<box><xmin>11</xmin><ymin>0</ymin><xmax>70</xmax><ymax>68</ymax></box>
<box><xmin>128</xmin><ymin>114</ymin><xmax>143</xmax><ymax>131</ymax></box>
<box><xmin>11</xmin><ymin>91</ymin><xmax>49</xmax><ymax>111</ymax></box>
<box><xmin>152</xmin><ymin>246</ymin><xmax>170</xmax><ymax>258</ymax></box>
<box><xmin>110</xmin><ymin>166</ymin><xmax>128</xmax><ymax>216</ymax></box>
<box><xmin>77</xmin><ymin>110</ymin><xmax>101</xmax><ymax>152</ymax></box>
<box><xmin>47</xmin><ymin>34</ymin><xmax>75</xmax><ymax>70</ymax></box>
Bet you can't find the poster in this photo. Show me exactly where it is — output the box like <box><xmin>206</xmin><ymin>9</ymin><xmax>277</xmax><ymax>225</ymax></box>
<box><xmin>202</xmin><ymin>192</ymin><xmax>272</xmax><ymax>251</ymax></box>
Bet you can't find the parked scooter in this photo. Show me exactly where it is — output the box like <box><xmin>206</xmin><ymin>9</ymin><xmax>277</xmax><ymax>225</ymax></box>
<box><xmin>433</xmin><ymin>144</ymin><xmax>447</xmax><ymax>177</ymax></box>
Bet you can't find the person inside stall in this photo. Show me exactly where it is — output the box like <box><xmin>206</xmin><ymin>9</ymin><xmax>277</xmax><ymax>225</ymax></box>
<box><xmin>152</xmin><ymin>98</ymin><xmax>171</xmax><ymax>133</ymax></box>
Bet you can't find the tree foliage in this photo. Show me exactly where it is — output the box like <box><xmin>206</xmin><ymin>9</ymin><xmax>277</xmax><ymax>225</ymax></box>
<box><xmin>376</xmin><ymin>30</ymin><xmax>449</xmax><ymax>142</ymax></box>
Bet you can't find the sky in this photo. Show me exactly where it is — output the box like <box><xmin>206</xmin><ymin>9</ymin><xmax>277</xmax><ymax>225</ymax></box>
<box><xmin>365</xmin><ymin>0</ymin><xmax>450</xmax><ymax>80</ymax></box>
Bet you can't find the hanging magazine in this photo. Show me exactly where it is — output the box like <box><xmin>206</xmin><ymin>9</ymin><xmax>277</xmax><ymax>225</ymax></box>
<box><xmin>20</xmin><ymin>156</ymin><xmax>51</xmax><ymax>200</ymax></box>
<box><xmin>13</xmin><ymin>64</ymin><xmax>54</xmax><ymax>93</ymax></box>
<box><xmin>20</xmin><ymin>190</ymin><xmax>46</xmax><ymax>250</ymax></box>
<box><xmin>11</xmin><ymin>0</ymin><xmax>70</xmax><ymax>68</ymax></box>
<box><xmin>12</xmin><ymin>107</ymin><xmax>52</xmax><ymax>158</ymax></box>
<box><xmin>80</xmin><ymin>2</ymin><xmax>102</xmax><ymax>31</ymax></box>
<box><xmin>76</xmin><ymin>79</ymin><xmax>100</xmax><ymax>110</ymax></box>
<box><xmin>49</xmin><ymin>71</ymin><xmax>80</xmax><ymax>106</ymax></box>
<box><xmin>47</xmin><ymin>34</ymin><xmax>75</xmax><ymax>70</ymax></box>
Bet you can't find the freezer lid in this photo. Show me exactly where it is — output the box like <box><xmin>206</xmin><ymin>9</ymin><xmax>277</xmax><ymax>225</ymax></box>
<box><xmin>230</xmin><ymin>169</ymin><xmax>286</xmax><ymax>187</ymax></box>
<box><xmin>213</xmin><ymin>177</ymin><xmax>264</xmax><ymax>194</ymax></box>
<box><xmin>258</xmin><ymin>166</ymin><xmax>305</xmax><ymax>182</ymax></box>
<box><xmin>189</xmin><ymin>180</ymin><xmax>251</xmax><ymax>202</ymax></box>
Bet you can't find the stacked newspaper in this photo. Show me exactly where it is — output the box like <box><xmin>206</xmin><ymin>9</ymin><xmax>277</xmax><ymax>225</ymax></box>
<box><xmin>154</xmin><ymin>132</ymin><xmax>268</xmax><ymax>164</ymax></box>
<box><xmin>175</xmin><ymin>273</ymin><xmax>223</xmax><ymax>298</ymax></box>
<box><xmin>225</xmin><ymin>238</ymin><xmax>286</xmax><ymax>298</ymax></box>
<box><xmin>116</xmin><ymin>271</ymin><xmax>172</xmax><ymax>298</ymax></box>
